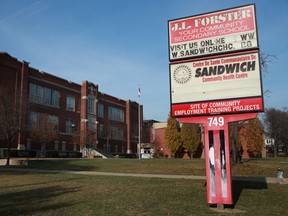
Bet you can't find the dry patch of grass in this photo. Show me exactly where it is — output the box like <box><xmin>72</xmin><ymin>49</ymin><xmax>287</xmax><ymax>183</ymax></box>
<box><xmin>231</xmin><ymin>158</ymin><xmax>288</xmax><ymax>177</ymax></box>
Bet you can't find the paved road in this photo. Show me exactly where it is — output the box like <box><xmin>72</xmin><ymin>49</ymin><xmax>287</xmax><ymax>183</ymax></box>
<box><xmin>1</xmin><ymin>167</ymin><xmax>287</xmax><ymax>184</ymax></box>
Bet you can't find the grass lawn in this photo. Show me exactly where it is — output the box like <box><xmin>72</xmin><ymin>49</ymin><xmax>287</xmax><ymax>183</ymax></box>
<box><xmin>0</xmin><ymin>157</ymin><xmax>287</xmax><ymax>215</ymax></box>
<box><xmin>19</xmin><ymin>157</ymin><xmax>288</xmax><ymax>177</ymax></box>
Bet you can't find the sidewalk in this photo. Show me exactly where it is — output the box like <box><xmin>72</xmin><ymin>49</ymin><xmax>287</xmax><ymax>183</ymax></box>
<box><xmin>1</xmin><ymin>167</ymin><xmax>287</xmax><ymax>184</ymax></box>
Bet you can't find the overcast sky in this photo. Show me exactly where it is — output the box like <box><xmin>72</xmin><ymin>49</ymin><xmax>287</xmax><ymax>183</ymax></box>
<box><xmin>1</xmin><ymin>0</ymin><xmax>287</xmax><ymax>121</ymax></box>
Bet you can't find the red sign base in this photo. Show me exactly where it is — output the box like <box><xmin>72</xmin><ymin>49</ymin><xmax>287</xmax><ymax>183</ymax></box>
<box><xmin>178</xmin><ymin>113</ymin><xmax>257</xmax><ymax>205</ymax></box>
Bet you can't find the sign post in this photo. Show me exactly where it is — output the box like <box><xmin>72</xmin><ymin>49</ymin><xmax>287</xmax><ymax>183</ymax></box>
<box><xmin>179</xmin><ymin>113</ymin><xmax>257</xmax><ymax>204</ymax></box>
<box><xmin>168</xmin><ymin>4</ymin><xmax>263</xmax><ymax>207</ymax></box>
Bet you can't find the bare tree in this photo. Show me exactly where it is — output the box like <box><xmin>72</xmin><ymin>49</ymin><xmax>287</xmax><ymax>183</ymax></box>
<box><xmin>29</xmin><ymin>113</ymin><xmax>59</xmax><ymax>157</ymax></box>
<box><xmin>85</xmin><ymin>130</ymin><xmax>97</xmax><ymax>149</ymax></box>
<box><xmin>104</xmin><ymin>120</ymin><xmax>111</xmax><ymax>151</ymax></box>
<box><xmin>102</xmin><ymin>119</ymin><xmax>125</xmax><ymax>152</ymax></box>
<box><xmin>264</xmin><ymin>108</ymin><xmax>288</xmax><ymax>156</ymax></box>
<box><xmin>260</xmin><ymin>52</ymin><xmax>277</xmax><ymax>97</ymax></box>
<box><xmin>71</xmin><ymin>124</ymin><xmax>80</xmax><ymax>149</ymax></box>
<box><xmin>0</xmin><ymin>87</ymin><xmax>27</xmax><ymax>166</ymax></box>
<box><xmin>79</xmin><ymin>121</ymin><xmax>98</xmax><ymax>157</ymax></box>
<box><xmin>229</xmin><ymin>121</ymin><xmax>245</xmax><ymax>164</ymax></box>
<box><xmin>229</xmin><ymin>52</ymin><xmax>276</xmax><ymax>163</ymax></box>
<box><xmin>260</xmin><ymin>52</ymin><xmax>277</xmax><ymax>74</ymax></box>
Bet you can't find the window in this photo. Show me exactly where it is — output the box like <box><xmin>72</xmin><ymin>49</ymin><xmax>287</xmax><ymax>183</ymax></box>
<box><xmin>73</xmin><ymin>144</ymin><xmax>77</xmax><ymax>151</ymax></box>
<box><xmin>29</xmin><ymin>83</ymin><xmax>59</xmax><ymax>107</ymax></box>
<box><xmin>54</xmin><ymin>140</ymin><xmax>59</xmax><ymax>151</ymax></box>
<box><xmin>88</xmin><ymin>97</ymin><xmax>96</xmax><ymax>114</ymax></box>
<box><xmin>110</xmin><ymin>126</ymin><xmax>124</xmax><ymax>140</ymax></box>
<box><xmin>62</xmin><ymin>141</ymin><xmax>66</xmax><ymax>151</ymax></box>
<box><xmin>78</xmin><ymin>98</ymin><xmax>81</xmax><ymax>111</ymax></box>
<box><xmin>66</xmin><ymin>95</ymin><xmax>75</xmax><ymax>111</ymax></box>
<box><xmin>47</xmin><ymin>115</ymin><xmax>59</xmax><ymax>131</ymax></box>
<box><xmin>108</xmin><ymin>106</ymin><xmax>124</xmax><ymax>122</ymax></box>
<box><xmin>98</xmin><ymin>103</ymin><xmax>104</xmax><ymax>118</ymax></box>
<box><xmin>98</xmin><ymin>124</ymin><xmax>104</xmax><ymax>138</ymax></box>
<box><xmin>121</xmin><ymin>145</ymin><xmax>125</xmax><ymax>153</ymax></box>
<box><xmin>26</xmin><ymin>139</ymin><xmax>32</xmax><ymax>150</ymax></box>
<box><xmin>66</xmin><ymin>118</ymin><xmax>74</xmax><ymax>134</ymax></box>
<box><xmin>28</xmin><ymin>112</ymin><xmax>59</xmax><ymax>131</ymax></box>
<box><xmin>44</xmin><ymin>87</ymin><xmax>50</xmax><ymax>104</ymax></box>
<box><xmin>88</xmin><ymin>114</ymin><xmax>97</xmax><ymax>131</ymax></box>
<box><xmin>28</xmin><ymin>112</ymin><xmax>40</xmax><ymax>128</ymax></box>
<box><xmin>51</xmin><ymin>90</ymin><xmax>60</xmax><ymax>106</ymax></box>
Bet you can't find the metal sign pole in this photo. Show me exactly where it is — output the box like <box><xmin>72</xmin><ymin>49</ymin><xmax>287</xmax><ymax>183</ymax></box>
<box><xmin>179</xmin><ymin>113</ymin><xmax>257</xmax><ymax>205</ymax></box>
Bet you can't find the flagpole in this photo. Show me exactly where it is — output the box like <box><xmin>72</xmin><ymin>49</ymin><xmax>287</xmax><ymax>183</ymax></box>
<box><xmin>138</xmin><ymin>84</ymin><xmax>141</xmax><ymax>160</ymax></box>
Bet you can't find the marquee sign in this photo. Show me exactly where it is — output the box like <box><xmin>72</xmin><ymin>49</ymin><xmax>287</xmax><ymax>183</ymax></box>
<box><xmin>168</xmin><ymin>4</ymin><xmax>262</xmax><ymax>206</ymax></box>
<box><xmin>168</xmin><ymin>4</ymin><xmax>258</xmax><ymax>61</ymax></box>
<box><xmin>170</xmin><ymin>51</ymin><xmax>263</xmax><ymax>117</ymax></box>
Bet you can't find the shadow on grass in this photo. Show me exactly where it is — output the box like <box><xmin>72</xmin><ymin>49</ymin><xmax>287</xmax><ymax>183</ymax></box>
<box><xmin>26</xmin><ymin>159</ymin><xmax>99</xmax><ymax>171</ymax></box>
<box><xmin>230</xmin><ymin>178</ymin><xmax>268</xmax><ymax>208</ymax></box>
<box><xmin>0</xmin><ymin>171</ymin><xmax>82</xmax><ymax>190</ymax></box>
<box><xmin>0</xmin><ymin>185</ymin><xmax>79</xmax><ymax>216</ymax></box>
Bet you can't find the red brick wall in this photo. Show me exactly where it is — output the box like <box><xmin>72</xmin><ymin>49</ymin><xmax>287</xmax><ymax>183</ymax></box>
<box><xmin>154</xmin><ymin>128</ymin><xmax>171</xmax><ymax>158</ymax></box>
<box><xmin>0</xmin><ymin>52</ymin><xmax>142</xmax><ymax>155</ymax></box>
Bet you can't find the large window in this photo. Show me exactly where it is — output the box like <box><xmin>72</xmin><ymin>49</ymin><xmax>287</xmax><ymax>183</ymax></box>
<box><xmin>28</xmin><ymin>112</ymin><xmax>40</xmax><ymax>127</ymax></box>
<box><xmin>28</xmin><ymin>112</ymin><xmax>58</xmax><ymax>131</ymax></box>
<box><xmin>88</xmin><ymin>97</ymin><xmax>96</xmax><ymax>114</ymax></box>
<box><xmin>108</xmin><ymin>106</ymin><xmax>124</xmax><ymax>122</ymax></box>
<box><xmin>110</xmin><ymin>126</ymin><xmax>124</xmax><ymax>140</ymax></box>
<box><xmin>97</xmin><ymin>123</ymin><xmax>123</xmax><ymax>140</ymax></box>
<box><xmin>29</xmin><ymin>83</ymin><xmax>59</xmax><ymax>107</ymax></box>
<box><xmin>47</xmin><ymin>115</ymin><xmax>59</xmax><ymax>131</ymax></box>
<box><xmin>66</xmin><ymin>118</ymin><xmax>74</xmax><ymax>134</ymax></box>
<box><xmin>98</xmin><ymin>124</ymin><xmax>104</xmax><ymax>138</ymax></box>
<box><xmin>66</xmin><ymin>95</ymin><xmax>75</xmax><ymax>111</ymax></box>
<box><xmin>88</xmin><ymin>114</ymin><xmax>97</xmax><ymax>131</ymax></box>
<box><xmin>98</xmin><ymin>103</ymin><xmax>104</xmax><ymax>118</ymax></box>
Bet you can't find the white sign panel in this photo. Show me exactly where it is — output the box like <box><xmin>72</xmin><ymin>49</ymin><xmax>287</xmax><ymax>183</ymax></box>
<box><xmin>265</xmin><ymin>138</ymin><xmax>275</xmax><ymax>146</ymax></box>
<box><xmin>168</xmin><ymin>4</ymin><xmax>258</xmax><ymax>61</ymax></box>
<box><xmin>170</xmin><ymin>51</ymin><xmax>264</xmax><ymax>117</ymax></box>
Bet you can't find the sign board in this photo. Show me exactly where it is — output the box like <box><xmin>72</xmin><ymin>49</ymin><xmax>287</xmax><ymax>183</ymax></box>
<box><xmin>170</xmin><ymin>51</ymin><xmax>263</xmax><ymax>117</ymax></box>
<box><xmin>168</xmin><ymin>4</ymin><xmax>258</xmax><ymax>61</ymax></box>
<box><xmin>265</xmin><ymin>138</ymin><xmax>275</xmax><ymax>146</ymax></box>
<box><xmin>168</xmin><ymin>4</ymin><xmax>261</xmax><ymax>205</ymax></box>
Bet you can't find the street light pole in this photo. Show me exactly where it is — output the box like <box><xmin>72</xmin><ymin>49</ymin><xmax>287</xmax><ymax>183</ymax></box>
<box><xmin>138</xmin><ymin>85</ymin><xmax>141</xmax><ymax>160</ymax></box>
